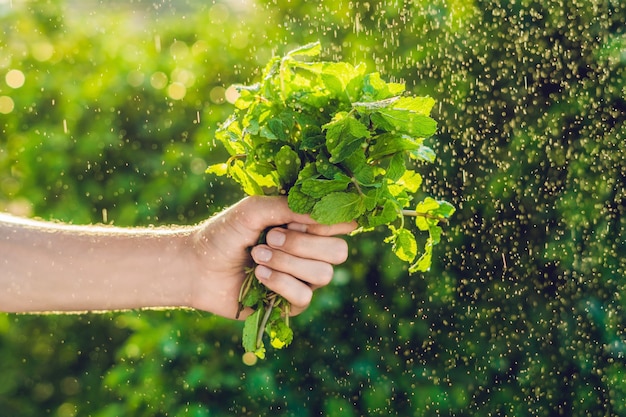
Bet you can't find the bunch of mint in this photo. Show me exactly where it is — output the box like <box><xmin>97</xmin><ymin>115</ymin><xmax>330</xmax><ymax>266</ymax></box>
<box><xmin>207</xmin><ymin>42</ymin><xmax>454</xmax><ymax>362</ymax></box>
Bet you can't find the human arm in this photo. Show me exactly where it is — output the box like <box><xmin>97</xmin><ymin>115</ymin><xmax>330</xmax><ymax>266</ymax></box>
<box><xmin>0</xmin><ymin>196</ymin><xmax>355</xmax><ymax>317</ymax></box>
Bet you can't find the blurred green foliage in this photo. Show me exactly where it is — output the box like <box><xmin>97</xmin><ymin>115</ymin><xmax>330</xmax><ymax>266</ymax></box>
<box><xmin>1</xmin><ymin>0</ymin><xmax>625</xmax><ymax>416</ymax></box>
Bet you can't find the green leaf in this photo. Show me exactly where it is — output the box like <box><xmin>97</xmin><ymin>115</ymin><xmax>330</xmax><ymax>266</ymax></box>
<box><xmin>397</xmin><ymin>170</ymin><xmax>423</xmax><ymax>193</ymax></box>
<box><xmin>366</xmin><ymin>199</ymin><xmax>399</xmax><ymax>228</ymax></box>
<box><xmin>254</xmin><ymin>142</ymin><xmax>283</xmax><ymax>174</ymax></box>
<box><xmin>322</xmin><ymin>112</ymin><xmax>371</xmax><ymax>163</ymax></box>
<box><xmin>320</xmin><ymin>62</ymin><xmax>367</xmax><ymax>102</ymax></box>
<box><xmin>386</xmin><ymin>153</ymin><xmax>406</xmax><ymax>181</ymax></box>
<box><xmin>411</xmin><ymin>145</ymin><xmax>437</xmax><ymax>163</ymax></box>
<box><xmin>392</xmin><ymin>96</ymin><xmax>436</xmax><ymax>116</ymax></box>
<box><xmin>434</xmin><ymin>200</ymin><xmax>456</xmax><ymax>218</ymax></box>
<box><xmin>415</xmin><ymin>197</ymin><xmax>442</xmax><ymax>214</ymax></box>
<box><xmin>311</xmin><ymin>192</ymin><xmax>365</xmax><ymax>224</ymax></box>
<box><xmin>287</xmin><ymin>186</ymin><xmax>318</xmax><ymax>214</ymax></box>
<box><xmin>275</xmin><ymin>145</ymin><xmax>301</xmax><ymax>188</ymax></box>
<box><xmin>300</xmin><ymin>175</ymin><xmax>351</xmax><ymax>198</ymax></box>
<box><xmin>415</xmin><ymin>215</ymin><xmax>432</xmax><ymax>232</ymax></box>
<box><xmin>374</xmin><ymin>109</ymin><xmax>438</xmax><ymax>137</ymax></box>
<box><xmin>389</xmin><ymin>227</ymin><xmax>418</xmax><ymax>262</ymax></box>
<box><xmin>288</xmin><ymin>60</ymin><xmax>366</xmax><ymax>97</ymax></box>
<box><xmin>268</xmin><ymin>320</ymin><xmax>294</xmax><ymax>349</ymax></box>
<box><xmin>343</xmin><ymin>150</ymin><xmax>376</xmax><ymax>185</ymax></box>
<box><xmin>260</xmin><ymin>118</ymin><xmax>289</xmax><ymax>141</ymax></box>
<box><xmin>241</xmin><ymin>284</ymin><xmax>265</xmax><ymax>308</ymax></box>
<box><xmin>215</xmin><ymin>117</ymin><xmax>246</xmax><ymax>155</ymax></box>
<box><xmin>285</xmin><ymin>41</ymin><xmax>322</xmax><ymax>59</ymax></box>
<box><xmin>242</xmin><ymin>308</ymin><xmax>263</xmax><ymax>353</ymax></box>
<box><xmin>410</xmin><ymin>239</ymin><xmax>433</xmax><ymax>273</ymax></box>
<box><xmin>415</xmin><ymin>197</ymin><xmax>455</xmax><ymax>219</ymax></box>
<box><xmin>429</xmin><ymin>224</ymin><xmax>443</xmax><ymax>245</ymax></box>
<box><xmin>368</xmin><ymin>133</ymin><xmax>422</xmax><ymax>160</ymax></box>
<box><xmin>229</xmin><ymin>160</ymin><xmax>265</xmax><ymax>195</ymax></box>
<box><xmin>315</xmin><ymin>154</ymin><xmax>344</xmax><ymax>179</ymax></box>
<box><xmin>352</xmin><ymin>96</ymin><xmax>401</xmax><ymax>113</ymax></box>
<box><xmin>205</xmin><ymin>163</ymin><xmax>228</xmax><ymax>176</ymax></box>
<box><xmin>360</xmin><ymin>72</ymin><xmax>405</xmax><ymax>100</ymax></box>
<box><xmin>300</xmin><ymin>133</ymin><xmax>325</xmax><ymax>151</ymax></box>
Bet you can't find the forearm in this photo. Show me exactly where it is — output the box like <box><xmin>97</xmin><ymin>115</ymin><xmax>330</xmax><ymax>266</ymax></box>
<box><xmin>0</xmin><ymin>214</ymin><xmax>195</xmax><ymax>313</ymax></box>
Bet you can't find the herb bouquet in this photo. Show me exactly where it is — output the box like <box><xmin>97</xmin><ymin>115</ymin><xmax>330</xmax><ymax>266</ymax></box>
<box><xmin>207</xmin><ymin>42</ymin><xmax>454</xmax><ymax>362</ymax></box>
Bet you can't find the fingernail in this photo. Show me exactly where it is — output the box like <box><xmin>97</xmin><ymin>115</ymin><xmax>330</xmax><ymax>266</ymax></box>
<box><xmin>256</xmin><ymin>265</ymin><xmax>272</xmax><ymax>280</ymax></box>
<box><xmin>253</xmin><ymin>247</ymin><xmax>272</xmax><ymax>262</ymax></box>
<box><xmin>266</xmin><ymin>229</ymin><xmax>286</xmax><ymax>247</ymax></box>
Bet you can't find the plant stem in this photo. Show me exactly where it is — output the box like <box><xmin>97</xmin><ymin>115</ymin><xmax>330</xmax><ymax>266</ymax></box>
<box><xmin>257</xmin><ymin>295</ymin><xmax>277</xmax><ymax>349</ymax></box>
<box><xmin>401</xmin><ymin>209</ymin><xmax>449</xmax><ymax>224</ymax></box>
<box><xmin>236</xmin><ymin>268</ymin><xmax>255</xmax><ymax>319</ymax></box>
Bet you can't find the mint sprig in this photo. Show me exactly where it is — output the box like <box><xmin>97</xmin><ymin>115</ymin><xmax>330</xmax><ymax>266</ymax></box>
<box><xmin>207</xmin><ymin>41</ymin><xmax>454</xmax><ymax>361</ymax></box>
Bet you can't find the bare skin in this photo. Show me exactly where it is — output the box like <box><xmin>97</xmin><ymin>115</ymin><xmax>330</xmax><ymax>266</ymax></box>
<box><xmin>0</xmin><ymin>196</ymin><xmax>355</xmax><ymax>318</ymax></box>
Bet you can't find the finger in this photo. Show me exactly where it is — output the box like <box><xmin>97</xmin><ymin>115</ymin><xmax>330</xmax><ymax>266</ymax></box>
<box><xmin>235</xmin><ymin>196</ymin><xmax>358</xmax><ymax>235</ymax></box>
<box><xmin>287</xmin><ymin>221</ymin><xmax>357</xmax><ymax>237</ymax></box>
<box><xmin>253</xmin><ymin>265</ymin><xmax>314</xmax><ymax>315</ymax></box>
<box><xmin>250</xmin><ymin>244</ymin><xmax>335</xmax><ymax>287</ymax></box>
<box><xmin>235</xmin><ymin>196</ymin><xmax>318</xmax><ymax>233</ymax></box>
<box><xmin>265</xmin><ymin>227</ymin><xmax>349</xmax><ymax>265</ymax></box>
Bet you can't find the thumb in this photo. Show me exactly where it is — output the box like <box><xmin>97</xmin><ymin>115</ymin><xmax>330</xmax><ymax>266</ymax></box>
<box><xmin>224</xmin><ymin>195</ymin><xmax>316</xmax><ymax>238</ymax></box>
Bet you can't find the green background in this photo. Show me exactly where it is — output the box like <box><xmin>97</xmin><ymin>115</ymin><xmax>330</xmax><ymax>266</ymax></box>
<box><xmin>1</xmin><ymin>0</ymin><xmax>625</xmax><ymax>415</ymax></box>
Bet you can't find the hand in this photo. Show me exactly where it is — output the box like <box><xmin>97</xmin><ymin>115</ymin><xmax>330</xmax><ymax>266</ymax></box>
<box><xmin>187</xmin><ymin>196</ymin><xmax>356</xmax><ymax>319</ymax></box>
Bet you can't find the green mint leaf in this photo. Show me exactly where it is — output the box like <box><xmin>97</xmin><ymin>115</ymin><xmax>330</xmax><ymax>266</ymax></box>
<box><xmin>397</xmin><ymin>170</ymin><xmax>423</xmax><ymax>193</ymax></box>
<box><xmin>206</xmin><ymin>163</ymin><xmax>228</xmax><ymax>176</ymax></box>
<box><xmin>342</xmin><ymin>150</ymin><xmax>377</xmax><ymax>185</ymax></box>
<box><xmin>300</xmin><ymin>175</ymin><xmax>351</xmax><ymax>198</ymax></box>
<box><xmin>388</xmin><ymin>227</ymin><xmax>418</xmax><ymax>262</ymax></box>
<box><xmin>415</xmin><ymin>197</ymin><xmax>456</xmax><ymax>219</ymax></box>
<box><xmin>373</xmin><ymin>109</ymin><xmax>438</xmax><ymax>138</ymax></box>
<box><xmin>285</xmin><ymin>41</ymin><xmax>322</xmax><ymax>59</ymax></box>
<box><xmin>368</xmin><ymin>133</ymin><xmax>422</xmax><ymax>160</ymax></box>
<box><xmin>260</xmin><ymin>118</ymin><xmax>289</xmax><ymax>141</ymax></box>
<box><xmin>352</xmin><ymin>96</ymin><xmax>401</xmax><ymax>113</ymax></box>
<box><xmin>386</xmin><ymin>153</ymin><xmax>406</xmax><ymax>182</ymax></box>
<box><xmin>287</xmin><ymin>186</ymin><xmax>317</xmax><ymax>214</ymax></box>
<box><xmin>392</xmin><ymin>96</ymin><xmax>436</xmax><ymax>116</ymax></box>
<box><xmin>215</xmin><ymin>117</ymin><xmax>246</xmax><ymax>155</ymax></box>
<box><xmin>241</xmin><ymin>284</ymin><xmax>265</xmax><ymax>308</ymax></box>
<box><xmin>415</xmin><ymin>197</ymin><xmax>442</xmax><ymax>214</ymax></box>
<box><xmin>275</xmin><ymin>145</ymin><xmax>301</xmax><ymax>189</ymax></box>
<box><xmin>410</xmin><ymin>239</ymin><xmax>433</xmax><ymax>273</ymax></box>
<box><xmin>411</xmin><ymin>145</ymin><xmax>437</xmax><ymax>163</ymax></box>
<box><xmin>233</xmin><ymin>85</ymin><xmax>259</xmax><ymax>110</ymax></box>
<box><xmin>435</xmin><ymin>200</ymin><xmax>456</xmax><ymax>218</ymax></box>
<box><xmin>322</xmin><ymin>112</ymin><xmax>371</xmax><ymax>163</ymax></box>
<box><xmin>311</xmin><ymin>192</ymin><xmax>365</xmax><ymax>224</ymax></box>
<box><xmin>360</xmin><ymin>72</ymin><xmax>405</xmax><ymax>101</ymax></box>
<box><xmin>300</xmin><ymin>133</ymin><xmax>325</xmax><ymax>151</ymax></box>
<box><xmin>254</xmin><ymin>142</ymin><xmax>283</xmax><ymax>175</ymax></box>
<box><xmin>229</xmin><ymin>160</ymin><xmax>265</xmax><ymax>196</ymax></box>
<box><xmin>315</xmin><ymin>154</ymin><xmax>344</xmax><ymax>179</ymax></box>
<box><xmin>268</xmin><ymin>319</ymin><xmax>294</xmax><ymax>349</ymax></box>
<box><xmin>366</xmin><ymin>199</ymin><xmax>399</xmax><ymax>228</ymax></box>
<box><xmin>307</xmin><ymin>61</ymin><xmax>367</xmax><ymax>103</ymax></box>
<box><xmin>242</xmin><ymin>308</ymin><xmax>263</xmax><ymax>353</ymax></box>
<box><xmin>429</xmin><ymin>224</ymin><xmax>443</xmax><ymax>245</ymax></box>
<box><xmin>415</xmin><ymin>215</ymin><xmax>432</xmax><ymax>232</ymax></box>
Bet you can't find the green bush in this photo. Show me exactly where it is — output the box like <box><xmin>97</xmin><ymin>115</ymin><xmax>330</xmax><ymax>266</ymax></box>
<box><xmin>1</xmin><ymin>0</ymin><xmax>624</xmax><ymax>416</ymax></box>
